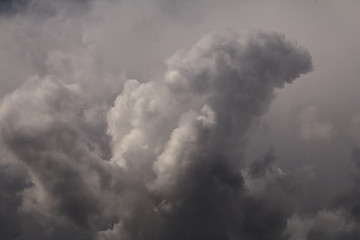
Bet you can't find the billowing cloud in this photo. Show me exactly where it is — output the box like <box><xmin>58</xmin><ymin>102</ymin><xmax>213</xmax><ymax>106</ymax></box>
<box><xmin>104</xmin><ymin>29</ymin><xmax>312</xmax><ymax>239</ymax></box>
<box><xmin>9</xmin><ymin>1</ymin><xmax>360</xmax><ymax>240</ymax></box>
<box><xmin>0</xmin><ymin>19</ymin><xmax>312</xmax><ymax>239</ymax></box>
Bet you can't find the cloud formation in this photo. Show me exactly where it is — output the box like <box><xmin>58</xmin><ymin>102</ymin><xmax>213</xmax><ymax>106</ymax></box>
<box><xmin>10</xmin><ymin>1</ymin><xmax>360</xmax><ymax>240</ymax></box>
<box><xmin>103</xmin><ymin>29</ymin><xmax>312</xmax><ymax>240</ymax></box>
<box><xmin>0</xmin><ymin>8</ymin><xmax>313</xmax><ymax>237</ymax></box>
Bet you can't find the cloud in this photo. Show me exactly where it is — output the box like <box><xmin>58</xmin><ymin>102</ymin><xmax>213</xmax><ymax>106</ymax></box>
<box><xmin>294</xmin><ymin>105</ymin><xmax>335</xmax><ymax>141</ymax></box>
<box><xmin>2</xmin><ymin>1</ymin><xmax>360</xmax><ymax>240</ymax></box>
<box><xmin>0</xmin><ymin>1</ymin><xmax>316</xmax><ymax>239</ymax></box>
<box><xmin>0</xmin><ymin>163</ymin><xmax>31</xmax><ymax>239</ymax></box>
<box><xmin>306</xmin><ymin>210</ymin><xmax>360</xmax><ymax>240</ymax></box>
<box><xmin>285</xmin><ymin>145</ymin><xmax>360</xmax><ymax>240</ymax></box>
<box><xmin>0</xmin><ymin>77</ymin><xmax>120</xmax><ymax>231</ymax></box>
<box><xmin>0</xmin><ymin>27</ymin><xmax>312</xmax><ymax>239</ymax></box>
<box><xmin>104</xmin><ymin>29</ymin><xmax>312</xmax><ymax>239</ymax></box>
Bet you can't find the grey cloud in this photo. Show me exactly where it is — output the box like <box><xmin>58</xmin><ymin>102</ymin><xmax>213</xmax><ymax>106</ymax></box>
<box><xmin>0</xmin><ymin>163</ymin><xmax>31</xmax><ymax>239</ymax></box>
<box><xmin>0</xmin><ymin>77</ymin><xmax>124</xmax><ymax>239</ymax></box>
<box><xmin>104</xmin><ymin>29</ymin><xmax>312</xmax><ymax>240</ymax></box>
<box><xmin>293</xmin><ymin>105</ymin><xmax>335</xmax><ymax>141</ymax></box>
<box><xmin>0</xmin><ymin>1</ymin><xmax>316</xmax><ymax>239</ymax></box>
<box><xmin>351</xmin><ymin>148</ymin><xmax>360</xmax><ymax>169</ymax></box>
<box><xmin>306</xmin><ymin>210</ymin><xmax>360</xmax><ymax>240</ymax></box>
<box><xmin>0</xmin><ymin>28</ymin><xmax>312</xmax><ymax>239</ymax></box>
<box><xmin>1</xmin><ymin>0</ymin><xmax>360</xmax><ymax>240</ymax></box>
<box><xmin>287</xmin><ymin>149</ymin><xmax>360</xmax><ymax>240</ymax></box>
<box><xmin>248</xmin><ymin>148</ymin><xmax>277</xmax><ymax>178</ymax></box>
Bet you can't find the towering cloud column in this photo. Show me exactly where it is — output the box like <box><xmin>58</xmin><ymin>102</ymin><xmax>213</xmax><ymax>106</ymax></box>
<box><xmin>105</xmin><ymin>30</ymin><xmax>312</xmax><ymax>240</ymax></box>
<box><xmin>0</xmin><ymin>26</ymin><xmax>312</xmax><ymax>239</ymax></box>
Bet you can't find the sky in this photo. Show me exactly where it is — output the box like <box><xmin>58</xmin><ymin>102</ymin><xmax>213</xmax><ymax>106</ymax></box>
<box><xmin>0</xmin><ymin>0</ymin><xmax>360</xmax><ymax>239</ymax></box>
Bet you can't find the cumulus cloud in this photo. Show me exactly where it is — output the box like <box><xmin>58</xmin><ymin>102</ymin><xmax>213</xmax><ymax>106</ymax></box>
<box><xmin>0</xmin><ymin>1</ymin><xmax>319</xmax><ymax>240</ymax></box>
<box><xmin>103</xmin><ymin>29</ymin><xmax>312</xmax><ymax>239</ymax></box>
<box><xmin>0</xmin><ymin>77</ymin><xmax>123</xmax><ymax>235</ymax></box>
<box><xmin>0</xmin><ymin>26</ymin><xmax>312</xmax><ymax>240</ymax></box>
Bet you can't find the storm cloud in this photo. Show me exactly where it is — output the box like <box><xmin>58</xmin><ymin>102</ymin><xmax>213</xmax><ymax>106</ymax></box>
<box><xmin>103</xmin><ymin>29</ymin><xmax>312</xmax><ymax>240</ymax></box>
<box><xmin>1</xmin><ymin>0</ymin><xmax>360</xmax><ymax>240</ymax></box>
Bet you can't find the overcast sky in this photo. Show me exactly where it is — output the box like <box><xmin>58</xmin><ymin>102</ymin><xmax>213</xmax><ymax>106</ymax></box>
<box><xmin>0</xmin><ymin>1</ymin><xmax>360</xmax><ymax>240</ymax></box>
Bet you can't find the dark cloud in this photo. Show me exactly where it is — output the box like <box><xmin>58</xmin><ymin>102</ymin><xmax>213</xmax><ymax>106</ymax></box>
<box><xmin>0</xmin><ymin>0</ymin><xmax>323</xmax><ymax>238</ymax></box>
<box><xmin>0</xmin><ymin>163</ymin><xmax>31</xmax><ymax>239</ymax></box>
<box><xmin>308</xmin><ymin>148</ymin><xmax>360</xmax><ymax>240</ymax></box>
<box><xmin>0</xmin><ymin>0</ymin><xmax>27</xmax><ymax>14</ymax></box>
<box><xmin>2</xmin><ymin>1</ymin><xmax>360</xmax><ymax>239</ymax></box>
<box><xmin>103</xmin><ymin>29</ymin><xmax>312</xmax><ymax>240</ymax></box>
<box><xmin>0</xmin><ymin>27</ymin><xmax>312</xmax><ymax>240</ymax></box>
<box><xmin>0</xmin><ymin>0</ymin><xmax>91</xmax><ymax>16</ymax></box>
<box><xmin>248</xmin><ymin>148</ymin><xmax>276</xmax><ymax>178</ymax></box>
<box><xmin>291</xmin><ymin>147</ymin><xmax>360</xmax><ymax>240</ymax></box>
<box><xmin>351</xmin><ymin>147</ymin><xmax>360</xmax><ymax>169</ymax></box>
<box><xmin>0</xmin><ymin>78</ymin><xmax>124</xmax><ymax>239</ymax></box>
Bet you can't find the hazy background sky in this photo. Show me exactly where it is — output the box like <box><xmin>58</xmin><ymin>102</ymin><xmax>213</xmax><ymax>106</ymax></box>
<box><xmin>0</xmin><ymin>1</ymin><xmax>360</xmax><ymax>240</ymax></box>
